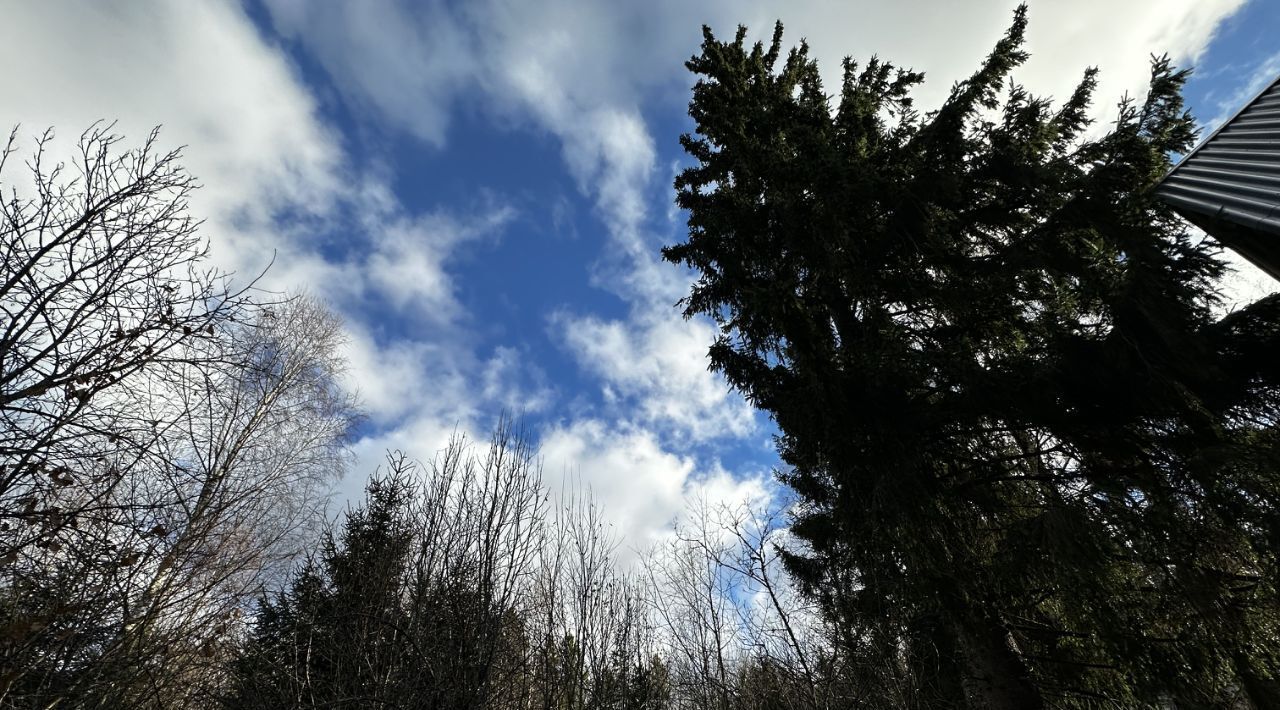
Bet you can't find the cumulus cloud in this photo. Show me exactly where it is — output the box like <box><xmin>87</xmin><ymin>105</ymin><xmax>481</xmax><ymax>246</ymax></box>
<box><xmin>262</xmin><ymin>0</ymin><xmax>1254</xmax><ymax>323</ymax></box>
<box><xmin>338</xmin><ymin>332</ymin><xmax>558</xmax><ymax>508</ymax></box>
<box><xmin>340</xmin><ymin>327</ymin><xmax>469</xmax><ymax>427</ymax></box>
<box><xmin>539</xmin><ymin>419</ymin><xmax>772</xmax><ymax>555</ymax></box>
<box><xmin>262</xmin><ymin>0</ymin><xmax>1247</xmax><ymax>154</ymax></box>
<box><xmin>555</xmin><ymin>309</ymin><xmax>756</xmax><ymax>443</ymax></box>
<box><xmin>480</xmin><ymin>346</ymin><xmax>555</xmax><ymax>415</ymax></box>
<box><xmin>344</xmin><ymin>414</ymin><xmax>480</xmax><ymax>507</ymax></box>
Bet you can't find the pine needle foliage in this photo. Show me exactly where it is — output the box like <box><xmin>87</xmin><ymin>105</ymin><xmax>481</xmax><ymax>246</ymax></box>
<box><xmin>666</xmin><ymin>7</ymin><xmax>1280</xmax><ymax>707</ymax></box>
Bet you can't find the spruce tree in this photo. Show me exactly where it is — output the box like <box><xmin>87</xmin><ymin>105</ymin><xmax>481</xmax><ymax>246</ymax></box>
<box><xmin>228</xmin><ymin>474</ymin><xmax>418</xmax><ymax>708</ymax></box>
<box><xmin>666</xmin><ymin>7</ymin><xmax>1280</xmax><ymax>707</ymax></box>
<box><xmin>227</xmin><ymin>442</ymin><xmax>541</xmax><ymax>709</ymax></box>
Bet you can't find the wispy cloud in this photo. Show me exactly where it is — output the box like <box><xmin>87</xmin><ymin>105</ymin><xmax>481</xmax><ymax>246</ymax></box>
<box><xmin>5</xmin><ymin>0</ymin><xmax>1255</xmax><ymax>553</ymax></box>
<box><xmin>1200</xmin><ymin>49</ymin><xmax>1280</xmax><ymax>136</ymax></box>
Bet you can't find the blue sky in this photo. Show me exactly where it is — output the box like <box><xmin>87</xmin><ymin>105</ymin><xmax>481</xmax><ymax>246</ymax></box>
<box><xmin>3</xmin><ymin>0</ymin><xmax>1278</xmax><ymax>550</ymax></box>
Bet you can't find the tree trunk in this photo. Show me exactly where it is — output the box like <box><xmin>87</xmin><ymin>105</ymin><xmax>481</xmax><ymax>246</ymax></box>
<box><xmin>907</xmin><ymin>613</ymin><xmax>967</xmax><ymax>709</ymax></box>
<box><xmin>1237</xmin><ymin>654</ymin><xmax>1280</xmax><ymax>710</ymax></box>
<box><xmin>955</xmin><ymin>608</ymin><xmax>1043</xmax><ymax>710</ymax></box>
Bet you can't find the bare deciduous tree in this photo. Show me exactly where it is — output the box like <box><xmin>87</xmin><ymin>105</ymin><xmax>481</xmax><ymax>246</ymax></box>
<box><xmin>1</xmin><ymin>123</ymin><xmax>254</xmax><ymax>561</ymax></box>
<box><xmin>0</xmin><ymin>126</ymin><xmax>356</xmax><ymax>707</ymax></box>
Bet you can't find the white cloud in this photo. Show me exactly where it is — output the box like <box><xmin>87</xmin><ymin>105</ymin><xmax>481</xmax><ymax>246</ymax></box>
<box><xmin>679</xmin><ymin>465</ymin><xmax>776</xmax><ymax>540</ymax></box>
<box><xmin>0</xmin><ymin>1</ymin><xmax>545</xmax><ymax>514</ymax></box>
<box><xmin>341</xmin><ymin>327</ymin><xmax>466</xmax><ymax>426</ymax></box>
<box><xmin>338</xmin><ymin>336</ymin><xmax>558</xmax><ymax>509</ymax></box>
<box><xmin>0</xmin><ymin>0</ymin><xmax>343</xmax><ymax>282</ymax></box>
<box><xmin>481</xmin><ymin>346</ymin><xmax>555</xmax><ymax>415</ymax></box>
<box><xmin>261</xmin><ymin>0</ymin><xmax>1251</xmax><ymax>405</ymax></box>
<box><xmin>541</xmin><ymin>419</ymin><xmax>689</xmax><ymax>549</ymax></box>
<box><xmin>555</xmin><ymin>309</ymin><xmax>756</xmax><ymax>443</ymax></box>
<box><xmin>344</xmin><ymin>415</ymin><xmax>480</xmax><ymax>506</ymax></box>
<box><xmin>264</xmin><ymin>0</ymin><xmax>477</xmax><ymax>147</ymax></box>
<box><xmin>263</xmin><ymin>0</ymin><xmax>1247</xmax><ymax>157</ymax></box>
<box><xmin>539</xmin><ymin>419</ymin><xmax>772</xmax><ymax>556</ymax></box>
<box><xmin>1200</xmin><ymin>49</ymin><xmax>1280</xmax><ymax>136</ymax></box>
<box><xmin>363</xmin><ymin>201</ymin><xmax>516</xmax><ymax>320</ymax></box>
<box><xmin>338</xmin><ymin>312</ymin><xmax>556</xmax><ymax>458</ymax></box>
<box><xmin>1217</xmin><ymin>252</ymin><xmax>1280</xmax><ymax>311</ymax></box>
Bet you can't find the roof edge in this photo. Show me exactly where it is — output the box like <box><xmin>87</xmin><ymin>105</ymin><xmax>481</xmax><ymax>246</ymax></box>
<box><xmin>1158</xmin><ymin>74</ymin><xmax>1280</xmax><ymax>187</ymax></box>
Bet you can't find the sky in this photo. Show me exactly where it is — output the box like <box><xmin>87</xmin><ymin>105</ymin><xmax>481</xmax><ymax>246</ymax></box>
<box><xmin>2</xmin><ymin>0</ymin><xmax>1278</xmax><ymax>553</ymax></box>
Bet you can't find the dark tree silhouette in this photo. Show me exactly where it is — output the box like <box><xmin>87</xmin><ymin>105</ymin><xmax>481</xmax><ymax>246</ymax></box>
<box><xmin>228</xmin><ymin>428</ymin><xmax>548</xmax><ymax>710</ymax></box>
<box><xmin>666</xmin><ymin>7</ymin><xmax>1280</xmax><ymax>707</ymax></box>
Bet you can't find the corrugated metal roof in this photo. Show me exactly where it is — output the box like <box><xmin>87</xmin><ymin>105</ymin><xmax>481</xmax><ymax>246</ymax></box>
<box><xmin>1156</xmin><ymin>75</ymin><xmax>1280</xmax><ymax>280</ymax></box>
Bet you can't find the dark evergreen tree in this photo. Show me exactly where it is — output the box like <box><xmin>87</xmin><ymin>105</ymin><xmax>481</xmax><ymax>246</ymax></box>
<box><xmin>226</xmin><ymin>464</ymin><xmax>522</xmax><ymax>709</ymax></box>
<box><xmin>227</xmin><ymin>474</ymin><xmax>417</xmax><ymax>707</ymax></box>
<box><xmin>665</xmin><ymin>7</ymin><xmax>1280</xmax><ymax>708</ymax></box>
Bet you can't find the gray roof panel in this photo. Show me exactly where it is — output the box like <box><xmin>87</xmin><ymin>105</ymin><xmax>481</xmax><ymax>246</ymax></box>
<box><xmin>1156</xmin><ymin>74</ymin><xmax>1280</xmax><ymax>280</ymax></box>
